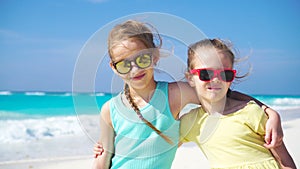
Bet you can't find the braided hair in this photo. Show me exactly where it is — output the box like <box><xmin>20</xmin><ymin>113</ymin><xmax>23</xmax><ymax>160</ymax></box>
<box><xmin>124</xmin><ymin>83</ymin><xmax>173</xmax><ymax>144</ymax></box>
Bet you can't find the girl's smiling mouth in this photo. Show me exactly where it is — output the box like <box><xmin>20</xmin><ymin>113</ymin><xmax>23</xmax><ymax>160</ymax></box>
<box><xmin>132</xmin><ymin>73</ymin><xmax>146</xmax><ymax>80</ymax></box>
<box><xmin>207</xmin><ymin>86</ymin><xmax>222</xmax><ymax>90</ymax></box>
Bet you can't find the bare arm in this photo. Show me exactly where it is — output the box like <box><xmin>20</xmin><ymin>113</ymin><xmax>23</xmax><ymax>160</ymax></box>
<box><xmin>262</xmin><ymin>106</ymin><xmax>283</xmax><ymax>148</ymax></box>
<box><xmin>92</xmin><ymin>101</ymin><xmax>115</xmax><ymax>169</ymax></box>
<box><xmin>168</xmin><ymin>81</ymin><xmax>199</xmax><ymax>119</ymax></box>
<box><xmin>230</xmin><ymin>90</ymin><xmax>283</xmax><ymax>148</ymax></box>
<box><xmin>270</xmin><ymin>142</ymin><xmax>297</xmax><ymax>169</ymax></box>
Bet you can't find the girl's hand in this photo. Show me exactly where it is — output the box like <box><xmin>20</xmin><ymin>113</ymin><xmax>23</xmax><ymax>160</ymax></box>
<box><xmin>93</xmin><ymin>142</ymin><xmax>104</xmax><ymax>158</ymax></box>
<box><xmin>263</xmin><ymin>106</ymin><xmax>283</xmax><ymax>149</ymax></box>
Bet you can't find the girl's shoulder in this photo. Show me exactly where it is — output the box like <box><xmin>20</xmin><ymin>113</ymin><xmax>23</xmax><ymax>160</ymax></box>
<box><xmin>224</xmin><ymin>98</ymin><xmax>250</xmax><ymax>115</ymax></box>
<box><xmin>168</xmin><ymin>81</ymin><xmax>189</xmax><ymax>91</ymax></box>
<box><xmin>243</xmin><ymin>100</ymin><xmax>264</xmax><ymax>114</ymax></box>
<box><xmin>180</xmin><ymin>107</ymin><xmax>201</xmax><ymax>120</ymax></box>
<box><xmin>100</xmin><ymin>100</ymin><xmax>112</xmax><ymax>125</ymax></box>
<box><xmin>225</xmin><ymin>99</ymin><xmax>263</xmax><ymax>116</ymax></box>
<box><xmin>100</xmin><ymin>100</ymin><xmax>110</xmax><ymax>114</ymax></box>
<box><xmin>168</xmin><ymin>81</ymin><xmax>198</xmax><ymax>103</ymax></box>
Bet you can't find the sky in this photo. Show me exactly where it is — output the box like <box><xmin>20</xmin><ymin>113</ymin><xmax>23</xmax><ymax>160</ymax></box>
<box><xmin>1</xmin><ymin>0</ymin><xmax>300</xmax><ymax>95</ymax></box>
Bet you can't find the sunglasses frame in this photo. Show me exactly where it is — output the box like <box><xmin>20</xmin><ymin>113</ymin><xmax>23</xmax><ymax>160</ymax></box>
<box><xmin>190</xmin><ymin>68</ymin><xmax>236</xmax><ymax>82</ymax></box>
<box><xmin>112</xmin><ymin>53</ymin><xmax>153</xmax><ymax>74</ymax></box>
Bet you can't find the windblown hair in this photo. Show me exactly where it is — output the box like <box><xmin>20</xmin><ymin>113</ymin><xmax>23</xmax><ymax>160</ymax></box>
<box><xmin>108</xmin><ymin>20</ymin><xmax>162</xmax><ymax>60</ymax></box>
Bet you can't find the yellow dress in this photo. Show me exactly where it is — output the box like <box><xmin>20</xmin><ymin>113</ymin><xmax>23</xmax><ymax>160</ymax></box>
<box><xmin>180</xmin><ymin>101</ymin><xmax>280</xmax><ymax>169</ymax></box>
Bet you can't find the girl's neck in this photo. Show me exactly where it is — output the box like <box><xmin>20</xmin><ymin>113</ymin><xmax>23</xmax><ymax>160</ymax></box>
<box><xmin>127</xmin><ymin>80</ymin><xmax>157</xmax><ymax>103</ymax></box>
<box><xmin>200</xmin><ymin>97</ymin><xmax>227</xmax><ymax>115</ymax></box>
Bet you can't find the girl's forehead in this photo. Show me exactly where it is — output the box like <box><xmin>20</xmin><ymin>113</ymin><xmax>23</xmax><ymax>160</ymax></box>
<box><xmin>193</xmin><ymin>52</ymin><xmax>233</xmax><ymax>69</ymax></box>
<box><xmin>111</xmin><ymin>38</ymin><xmax>147</xmax><ymax>60</ymax></box>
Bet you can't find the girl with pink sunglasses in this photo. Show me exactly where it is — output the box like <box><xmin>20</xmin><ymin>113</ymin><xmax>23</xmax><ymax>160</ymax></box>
<box><xmin>181</xmin><ymin>38</ymin><xmax>296</xmax><ymax>168</ymax></box>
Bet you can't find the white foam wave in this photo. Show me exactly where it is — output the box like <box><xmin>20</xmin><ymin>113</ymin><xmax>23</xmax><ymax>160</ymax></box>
<box><xmin>50</xmin><ymin>92</ymin><xmax>73</xmax><ymax>96</ymax></box>
<box><xmin>271</xmin><ymin>106</ymin><xmax>300</xmax><ymax>111</ymax></box>
<box><xmin>272</xmin><ymin>98</ymin><xmax>300</xmax><ymax>106</ymax></box>
<box><xmin>25</xmin><ymin>92</ymin><xmax>45</xmax><ymax>96</ymax></box>
<box><xmin>0</xmin><ymin>116</ymin><xmax>85</xmax><ymax>143</ymax></box>
<box><xmin>0</xmin><ymin>91</ymin><xmax>12</xmax><ymax>95</ymax></box>
<box><xmin>94</xmin><ymin>92</ymin><xmax>105</xmax><ymax>96</ymax></box>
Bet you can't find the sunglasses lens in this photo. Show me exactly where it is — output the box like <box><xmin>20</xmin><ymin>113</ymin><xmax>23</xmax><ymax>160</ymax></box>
<box><xmin>196</xmin><ymin>69</ymin><xmax>235</xmax><ymax>82</ymax></box>
<box><xmin>199</xmin><ymin>70</ymin><xmax>214</xmax><ymax>81</ymax></box>
<box><xmin>221</xmin><ymin>70</ymin><xmax>235</xmax><ymax>82</ymax></box>
<box><xmin>136</xmin><ymin>54</ymin><xmax>152</xmax><ymax>69</ymax></box>
<box><xmin>114</xmin><ymin>54</ymin><xmax>152</xmax><ymax>74</ymax></box>
<box><xmin>115</xmin><ymin>60</ymin><xmax>131</xmax><ymax>74</ymax></box>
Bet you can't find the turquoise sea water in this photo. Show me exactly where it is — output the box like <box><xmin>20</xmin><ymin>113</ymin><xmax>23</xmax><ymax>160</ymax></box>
<box><xmin>0</xmin><ymin>91</ymin><xmax>113</xmax><ymax>119</ymax></box>
<box><xmin>0</xmin><ymin>91</ymin><xmax>300</xmax><ymax>144</ymax></box>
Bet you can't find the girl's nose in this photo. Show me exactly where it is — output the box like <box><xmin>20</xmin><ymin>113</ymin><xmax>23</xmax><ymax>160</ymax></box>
<box><xmin>211</xmin><ymin>76</ymin><xmax>221</xmax><ymax>82</ymax></box>
<box><xmin>130</xmin><ymin>62</ymin><xmax>139</xmax><ymax>72</ymax></box>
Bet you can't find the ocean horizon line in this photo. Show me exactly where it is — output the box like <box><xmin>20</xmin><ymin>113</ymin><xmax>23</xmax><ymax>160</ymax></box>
<box><xmin>1</xmin><ymin>90</ymin><xmax>300</xmax><ymax>96</ymax></box>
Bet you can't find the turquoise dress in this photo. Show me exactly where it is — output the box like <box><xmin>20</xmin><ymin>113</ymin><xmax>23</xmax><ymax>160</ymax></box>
<box><xmin>109</xmin><ymin>81</ymin><xmax>179</xmax><ymax>169</ymax></box>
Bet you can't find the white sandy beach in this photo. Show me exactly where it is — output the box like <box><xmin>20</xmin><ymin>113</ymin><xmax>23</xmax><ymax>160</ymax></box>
<box><xmin>1</xmin><ymin>118</ymin><xmax>299</xmax><ymax>169</ymax></box>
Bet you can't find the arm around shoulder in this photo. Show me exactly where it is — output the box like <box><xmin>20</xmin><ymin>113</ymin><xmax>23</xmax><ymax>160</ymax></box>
<box><xmin>93</xmin><ymin>101</ymin><xmax>115</xmax><ymax>169</ymax></box>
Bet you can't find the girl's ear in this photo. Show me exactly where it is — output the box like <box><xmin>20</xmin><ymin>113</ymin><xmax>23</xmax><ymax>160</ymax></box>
<box><xmin>185</xmin><ymin>72</ymin><xmax>196</xmax><ymax>87</ymax></box>
<box><xmin>109</xmin><ymin>61</ymin><xmax>115</xmax><ymax>70</ymax></box>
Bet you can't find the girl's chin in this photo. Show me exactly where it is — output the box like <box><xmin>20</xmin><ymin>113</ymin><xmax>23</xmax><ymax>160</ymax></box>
<box><xmin>205</xmin><ymin>93</ymin><xmax>226</xmax><ymax>102</ymax></box>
